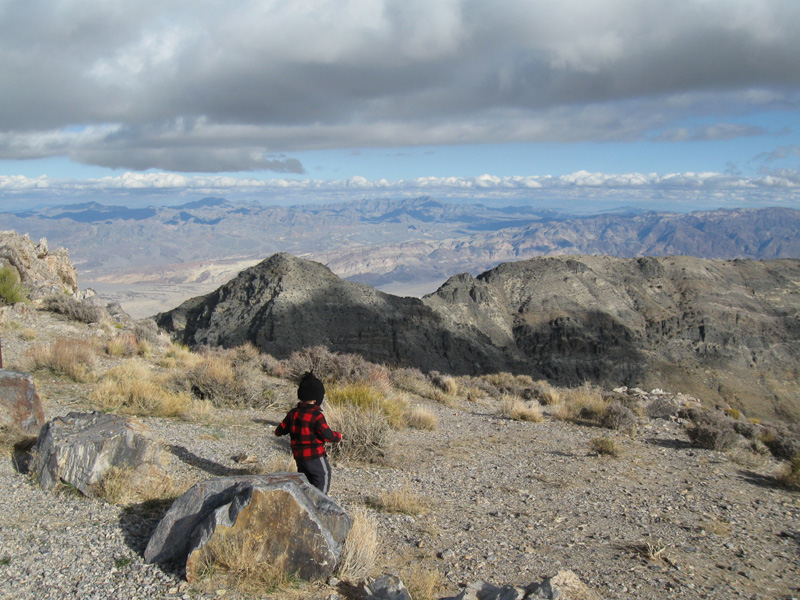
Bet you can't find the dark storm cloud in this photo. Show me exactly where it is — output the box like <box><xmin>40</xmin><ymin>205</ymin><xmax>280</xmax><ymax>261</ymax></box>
<box><xmin>0</xmin><ymin>0</ymin><xmax>798</xmax><ymax>171</ymax></box>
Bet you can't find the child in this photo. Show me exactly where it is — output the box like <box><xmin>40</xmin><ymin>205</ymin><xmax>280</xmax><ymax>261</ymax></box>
<box><xmin>275</xmin><ymin>372</ymin><xmax>342</xmax><ymax>494</ymax></box>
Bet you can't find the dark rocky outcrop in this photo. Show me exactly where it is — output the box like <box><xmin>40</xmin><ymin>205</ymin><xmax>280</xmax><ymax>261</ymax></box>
<box><xmin>0</xmin><ymin>370</ymin><xmax>45</xmax><ymax>434</ymax></box>
<box><xmin>144</xmin><ymin>473</ymin><xmax>351</xmax><ymax>582</ymax></box>
<box><xmin>157</xmin><ymin>253</ymin><xmax>800</xmax><ymax>421</ymax></box>
<box><xmin>33</xmin><ymin>411</ymin><xmax>163</xmax><ymax>496</ymax></box>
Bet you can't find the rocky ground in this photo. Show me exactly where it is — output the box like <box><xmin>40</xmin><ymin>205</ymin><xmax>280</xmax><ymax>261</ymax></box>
<box><xmin>1</xmin><ymin>306</ymin><xmax>799</xmax><ymax>600</ymax></box>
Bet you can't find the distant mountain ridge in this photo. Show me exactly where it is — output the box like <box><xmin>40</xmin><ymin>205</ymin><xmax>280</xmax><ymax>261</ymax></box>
<box><xmin>157</xmin><ymin>252</ymin><xmax>800</xmax><ymax>422</ymax></box>
<box><xmin>2</xmin><ymin>199</ymin><xmax>798</xmax><ymax>294</ymax></box>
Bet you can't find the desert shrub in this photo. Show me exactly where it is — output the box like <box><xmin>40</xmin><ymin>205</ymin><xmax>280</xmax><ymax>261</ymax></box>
<box><xmin>366</xmin><ymin>482</ymin><xmax>428</xmax><ymax>515</ymax></box>
<box><xmin>533</xmin><ymin>382</ymin><xmax>561</xmax><ymax>406</ymax></box>
<box><xmin>173</xmin><ymin>347</ymin><xmax>273</xmax><ymax>409</ymax></box>
<box><xmin>275</xmin><ymin>345</ymin><xmax>389</xmax><ymax>390</ymax></box>
<box><xmin>406</xmin><ymin>405</ymin><xmax>439</xmax><ymax>430</ymax></box>
<box><xmin>324</xmin><ymin>402</ymin><xmax>391</xmax><ymax>464</ymax></box>
<box><xmin>42</xmin><ymin>294</ymin><xmax>104</xmax><ymax>324</ymax></box>
<box><xmin>500</xmin><ymin>394</ymin><xmax>543</xmax><ymax>423</ymax></box>
<box><xmin>732</xmin><ymin>419</ymin><xmax>759</xmax><ymax>440</ymax></box>
<box><xmin>777</xmin><ymin>455</ymin><xmax>800</xmax><ymax>490</ymax></box>
<box><xmin>327</xmin><ymin>382</ymin><xmax>407</xmax><ymax>428</ymax></box>
<box><xmin>392</xmin><ymin>367</ymin><xmax>439</xmax><ymax>400</ymax></box>
<box><xmin>557</xmin><ymin>383</ymin><xmax>608</xmax><ymax>423</ymax></box>
<box><xmin>158</xmin><ymin>342</ymin><xmax>202</xmax><ymax>370</ymax></box>
<box><xmin>685</xmin><ymin>410</ymin><xmax>739</xmax><ymax>451</ymax></box>
<box><xmin>600</xmin><ymin>402</ymin><xmax>638</xmax><ymax>432</ymax></box>
<box><xmin>105</xmin><ymin>332</ymin><xmax>141</xmax><ymax>357</ymax></box>
<box><xmin>336</xmin><ymin>507</ymin><xmax>379</xmax><ymax>583</ymax></box>
<box><xmin>25</xmin><ymin>337</ymin><xmax>97</xmax><ymax>382</ymax></box>
<box><xmin>0</xmin><ymin>266</ymin><xmax>26</xmax><ymax>305</ymax></box>
<box><xmin>760</xmin><ymin>425</ymin><xmax>800</xmax><ymax>461</ymax></box>
<box><xmin>91</xmin><ymin>359</ymin><xmax>211</xmax><ymax>419</ymax></box>
<box><xmin>590</xmin><ymin>436</ymin><xmax>620</xmax><ymax>457</ymax></box>
<box><xmin>725</xmin><ymin>407</ymin><xmax>742</xmax><ymax>420</ymax></box>
<box><xmin>646</xmin><ymin>396</ymin><xmax>681</xmax><ymax>419</ymax></box>
<box><xmin>132</xmin><ymin>319</ymin><xmax>162</xmax><ymax>345</ymax></box>
<box><xmin>429</xmin><ymin>371</ymin><xmax>459</xmax><ymax>396</ymax></box>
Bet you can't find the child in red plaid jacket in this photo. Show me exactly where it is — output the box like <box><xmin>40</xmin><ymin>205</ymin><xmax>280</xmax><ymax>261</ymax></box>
<box><xmin>275</xmin><ymin>372</ymin><xmax>342</xmax><ymax>494</ymax></box>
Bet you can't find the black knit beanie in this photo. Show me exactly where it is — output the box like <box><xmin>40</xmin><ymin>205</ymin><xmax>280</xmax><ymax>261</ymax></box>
<box><xmin>297</xmin><ymin>372</ymin><xmax>325</xmax><ymax>404</ymax></box>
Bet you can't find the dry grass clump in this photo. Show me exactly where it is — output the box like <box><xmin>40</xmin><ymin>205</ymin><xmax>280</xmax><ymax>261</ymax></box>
<box><xmin>366</xmin><ymin>482</ymin><xmax>428</xmax><ymax>515</ymax></box>
<box><xmin>327</xmin><ymin>382</ymin><xmax>407</xmax><ymax>428</ymax></box>
<box><xmin>500</xmin><ymin>394</ymin><xmax>543</xmax><ymax>422</ymax></box>
<box><xmin>92</xmin><ymin>465</ymin><xmax>183</xmax><ymax>505</ymax></box>
<box><xmin>405</xmin><ymin>405</ymin><xmax>439</xmax><ymax>430</ymax></box>
<box><xmin>324</xmin><ymin>402</ymin><xmax>391</xmax><ymax>464</ymax></box>
<box><xmin>193</xmin><ymin>532</ymin><xmax>294</xmax><ymax>596</ymax></box>
<box><xmin>171</xmin><ymin>346</ymin><xmax>274</xmax><ymax>409</ymax></box>
<box><xmin>551</xmin><ymin>383</ymin><xmax>608</xmax><ymax>424</ymax></box>
<box><xmin>401</xmin><ymin>564</ymin><xmax>445</xmax><ymax>600</ymax></box>
<box><xmin>590</xmin><ymin>436</ymin><xmax>620</xmax><ymax>457</ymax></box>
<box><xmin>0</xmin><ymin>423</ymin><xmax>36</xmax><ymax>460</ymax></box>
<box><xmin>25</xmin><ymin>337</ymin><xmax>98</xmax><ymax>382</ymax></box>
<box><xmin>336</xmin><ymin>507</ymin><xmax>379</xmax><ymax>583</ymax></box>
<box><xmin>105</xmin><ymin>332</ymin><xmax>144</xmax><ymax>357</ymax></box>
<box><xmin>91</xmin><ymin>359</ymin><xmax>211</xmax><ymax>419</ymax></box>
<box><xmin>42</xmin><ymin>294</ymin><xmax>104</xmax><ymax>324</ymax></box>
<box><xmin>158</xmin><ymin>342</ymin><xmax>202</xmax><ymax>370</ymax></box>
<box><xmin>534</xmin><ymin>382</ymin><xmax>561</xmax><ymax>406</ymax></box>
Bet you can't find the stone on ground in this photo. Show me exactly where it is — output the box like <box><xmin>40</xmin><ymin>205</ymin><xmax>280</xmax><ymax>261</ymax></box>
<box><xmin>0</xmin><ymin>370</ymin><xmax>45</xmax><ymax>434</ymax></box>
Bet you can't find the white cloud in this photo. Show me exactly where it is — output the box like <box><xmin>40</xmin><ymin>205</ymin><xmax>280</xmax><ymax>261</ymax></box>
<box><xmin>0</xmin><ymin>1</ymin><xmax>797</xmax><ymax>172</ymax></box>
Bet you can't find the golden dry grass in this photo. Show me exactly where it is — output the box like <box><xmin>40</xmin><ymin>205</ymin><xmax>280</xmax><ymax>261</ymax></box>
<box><xmin>553</xmin><ymin>383</ymin><xmax>608</xmax><ymax>423</ymax></box>
<box><xmin>91</xmin><ymin>359</ymin><xmax>212</xmax><ymax>420</ymax></box>
<box><xmin>366</xmin><ymin>482</ymin><xmax>428</xmax><ymax>515</ymax></box>
<box><xmin>327</xmin><ymin>382</ymin><xmax>407</xmax><ymax>428</ymax></box>
<box><xmin>401</xmin><ymin>563</ymin><xmax>445</xmax><ymax>600</ymax></box>
<box><xmin>323</xmin><ymin>402</ymin><xmax>391</xmax><ymax>464</ymax></box>
<box><xmin>405</xmin><ymin>405</ymin><xmax>439</xmax><ymax>430</ymax></box>
<box><xmin>25</xmin><ymin>337</ymin><xmax>98</xmax><ymax>382</ymax></box>
<box><xmin>336</xmin><ymin>507</ymin><xmax>379</xmax><ymax>582</ymax></box>
<box><xmin>500</xmin><ymin>394</ymin><xmax>543</xmax><ymax>422</ymax></box>
<box><xmin>590</xmin><ymin>436</ymin><xmax>620</xmax><ymax>457</ymax></box>
<box><xmin>92</xmin><ymin>464</ymin><xmax>184</xmax><ymax>505</ymax></box>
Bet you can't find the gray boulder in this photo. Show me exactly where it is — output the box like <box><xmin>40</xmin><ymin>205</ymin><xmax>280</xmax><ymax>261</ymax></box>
<box><xmin>358</xmin><ymin>573</ymin><xmax>412</xmax><ymax>600</ymax></box>
<box><xmin>33</xmin><ymin>411</ymin><xmax>163</xmax><ymax>495</ymax></box>
<box><xmin>0</xmin><ymin>370</ymin><xmax>45</xmax><ymax>434</ymax></box>
<box><xmin>145</xmin><ymin>473</ymin><xmax>351</xmax><ymax>582</ymax></box>
<box><xmin>447</xmin><ymin>570</ymin><xmax>602</xmax><ymax>600</ymax></box>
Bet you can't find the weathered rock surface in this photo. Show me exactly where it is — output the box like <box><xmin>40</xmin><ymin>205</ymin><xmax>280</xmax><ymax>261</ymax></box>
<box><xmin>0</xmin><ymin>369</ymin><xmax>45</xmax><ymax>434</ymax></box>
<box><xmin>145</xmin><ymin>473</ymin><xmax>351</xmax><ymax>582</ymax></box>
<box><xmin>0</xmin><ymin>230</ymin><xmax>78</xmax><ymax>299</ymax></box>
<box><xmin>33</xmin><ymin>411</ymin><xmax>163</xmax><ymax>495</ymax></box>
<box><xmin>157</xmin><ymin>253</ymin><xmax>800</xmax><ymax>421</ymax></box>
<box><xmin>444</xmin><ymin>570</ymin><xmax>601</xmax><ymax>600</ymax></box>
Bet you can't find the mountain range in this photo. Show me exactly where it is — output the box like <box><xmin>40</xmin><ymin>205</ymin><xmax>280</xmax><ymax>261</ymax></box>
<box><xmin>157</xmin><ymin>252</ymin><xmax>800</xmax><ymax>423</ymax></box>
<box><xmin>3</xmin><ymin>199</ymin><xmax>799</xmax><ymax>299</ymax></box>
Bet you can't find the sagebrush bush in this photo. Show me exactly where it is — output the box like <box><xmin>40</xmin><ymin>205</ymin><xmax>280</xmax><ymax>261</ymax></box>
<box><xmin>601</xmin><ymin>402</ymin><xmax>638</xmax><ymax>432</ymax></box>
<box><xmin>685</xmin><ymin>410</ymin><xmax>739</xmax><ymax>451</ymax></box>
<box><xmin>391</xmin><ymin>367</ymin><xmax>440</xmax><ymax>400</ymax></box>
<box><xmin>760</xmin><ymin>425</ymin><xmax>800</xmax><ymax>461</ymax></box>
<box><xmin>554</xmin><ymin>383</ymin><xmax>608</xmax><ymax>424</ymax></box>
<box><xmin>0</xmin><ymin>266</ymin><xmax>26</xmax><ymax>305</ymax></box>
<box><xmin>401</xmin><ymin>564</ymin><xmax>444</xmax><ymax>600</ymax></box>
<box><xmin>172</xmin><ymin>346</ymin><xmax>274</xmax><ymax>409</ymax></box>
<box><xmin>26</xmin><ymin>337</ymin><xmax>98</xmax><ymax>382</ymax></box>
<box><xmin>105</xmin><ymin>332</ymin><xmax>141</xmax><ymax>357</ymax></box>
<box><xmin>324</xmin><ymin>402</ymin><xmax>391</xmax><ymax>464</ymax></box>
<box><xmin>42</xmin><ymin>294</ymin><xmax>104</xmax><ymax>324</ymax></box>
<box><xmin>275</xmin><ymin>345</ymin><xmax>389</xmax><ymax>390</ymax></box>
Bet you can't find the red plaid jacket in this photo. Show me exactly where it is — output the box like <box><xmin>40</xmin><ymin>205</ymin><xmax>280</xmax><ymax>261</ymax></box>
<box><xmin>275</xmin><ymin>402</ymin><xmax>342</xmax><ymax>460</ymax></box>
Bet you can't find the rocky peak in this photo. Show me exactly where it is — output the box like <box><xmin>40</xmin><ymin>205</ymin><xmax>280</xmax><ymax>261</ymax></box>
<box><xmin>0</xmin><ymin>230</ymin><xmax>78</xmax><ymax>299</ymax></box>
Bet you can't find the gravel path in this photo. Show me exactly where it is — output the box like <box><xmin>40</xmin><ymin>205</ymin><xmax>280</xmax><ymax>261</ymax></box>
<box><xmin>1</xmin><ymin>308</ymin><xmax>799</xmax><ymax>600</ymax></box>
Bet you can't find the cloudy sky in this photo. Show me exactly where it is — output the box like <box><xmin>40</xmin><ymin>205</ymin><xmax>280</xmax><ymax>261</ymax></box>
<box><xmin>1</xmin><ymin>0</ymin><xmax>799</xmax><ymax>211</ymax></box>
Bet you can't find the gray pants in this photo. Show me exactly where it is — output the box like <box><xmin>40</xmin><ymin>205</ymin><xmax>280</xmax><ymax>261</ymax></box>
<box><xmin>295</xmin><ymin>455</ymin><xmax>332</xmax><ymax>494</ymax></box>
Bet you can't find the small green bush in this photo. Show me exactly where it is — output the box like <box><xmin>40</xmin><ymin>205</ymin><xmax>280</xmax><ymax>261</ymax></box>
<box><xmin>0</xmin><ymin>266</ymin><xmax>26</xmax><ymax>305</ymax></box>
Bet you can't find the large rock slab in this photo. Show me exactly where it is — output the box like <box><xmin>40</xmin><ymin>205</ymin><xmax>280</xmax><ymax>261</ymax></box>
<box><xmin>144</xmin><ymin>473</ymin><xmax>351</xmax><ymax>582</ymax></box>
<box><xmin>0</xmin><ymin>370</ymin><xmax>45</xmax><ymax>434</ymax></box>
<box><xmin>33</xmin><ymin>411</ymin><xmax>163</xmax><ymax>495</ymax></box>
